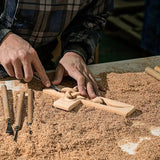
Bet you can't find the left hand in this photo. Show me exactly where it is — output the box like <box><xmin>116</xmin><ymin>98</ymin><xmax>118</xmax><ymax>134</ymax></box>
<box><xmin>52</xmin><ymin>52</ymin><xmax>99</xmax><ymax>98</ymax></box>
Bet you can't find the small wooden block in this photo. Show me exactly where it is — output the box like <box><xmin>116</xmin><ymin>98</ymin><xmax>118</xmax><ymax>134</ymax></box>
<box><xmin>53</xmin><ymin>97</ymin><xmax>81</xmax><ymax>111</ymax></box>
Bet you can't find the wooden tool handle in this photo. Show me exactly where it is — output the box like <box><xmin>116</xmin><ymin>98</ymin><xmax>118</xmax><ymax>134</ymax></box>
<box><xmin>145</xmin><ymin>66</ymin><xmax>160</xmax><ymax>81</ymax></box>
<box><xmin>15</xmin><ymin>91</ymin><xmax>25</xmax><ymax>128</ymax></box>
<box><xmin>28</xmin><ymin>89</ymin><xmax>33</xmax><ymax>124</ymax></box>
<box><xmin>154</xmin><ymin>66</ymin><xmax>160</xmax><ymax>73</ymax></box>
<box><xmin>1</xmin><ymin>85</ymin><xmax>10</xmax><ymax>120</ymax></box>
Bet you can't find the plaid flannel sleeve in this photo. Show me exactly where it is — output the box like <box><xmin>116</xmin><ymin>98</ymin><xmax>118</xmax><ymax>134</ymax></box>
<box><xmin>61</xmin><ymin>0</ymin><xmax>113</xmax><ymax>64</ymax></box>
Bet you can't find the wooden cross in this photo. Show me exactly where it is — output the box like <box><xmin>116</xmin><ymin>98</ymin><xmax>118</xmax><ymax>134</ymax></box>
<box><xmin>43</xmin><ymin>87</ymin><xmax>136</xmax><ymax>117</ymax></box>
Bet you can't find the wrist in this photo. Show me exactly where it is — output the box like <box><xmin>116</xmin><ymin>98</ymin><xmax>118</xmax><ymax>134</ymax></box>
<box><xmin>63</xmin><ymin>51</ymin><xmax>84</xmax><ymax>61</ymax></box>
<box><xmin>0</xmin><ymin>31</ymin><xmax>13</xmax><ymax>45</ymax></box>
<box><xmin>63</xmin><ymin>44</ymin><xmax>88</xmax><ymax>63</ymax></box>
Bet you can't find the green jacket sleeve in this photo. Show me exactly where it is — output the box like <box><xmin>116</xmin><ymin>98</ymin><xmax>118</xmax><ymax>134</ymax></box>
<box><xmin>0</xmin><ymin>24</ymin><xmax>11</xmax><ymax>43</ymax></box>
<box><xmin>61</xmin><ymin>0</ymin><xmax>113</xmax><ymax>64</ymax></box>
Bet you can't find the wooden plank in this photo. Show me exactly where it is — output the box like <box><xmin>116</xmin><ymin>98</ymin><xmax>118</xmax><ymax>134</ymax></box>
<box><xmin>120</xmin><ymin>14</ymin><xmax>143</xmax><ymax>28</ymax></box>
<box><xmin>88</xmin><ymin>56</ymin><xmax>160</xmax><ymax>75</ymax></box>
<box><xmin>108</xmin><ymin>16</ymin><xmax>141</xmax><ymax>40</ymax></box>
<box><xmin>135</xmin><ymin>12</ymin><xmax>144</xmax><ymax>19</ymax></box>
<box><xmin>145</xmin><ymin>67</ymin><xmax>160</xmax><ymax>81</ymax></box>
<box><xmin>133</xmin><ymin>27</ymin><xmax>142</xmax><ymax>32</ymax></box>
<box><xmin>114</xmin><ymin>0</ymin><xmax>145</xmax><ymax>9</ymax></box>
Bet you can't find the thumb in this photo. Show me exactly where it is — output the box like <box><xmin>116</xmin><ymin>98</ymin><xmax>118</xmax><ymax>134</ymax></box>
<box><xmin>52</xmin><ymin>64</ymin><xmax>64</xmax><ymax>85</ymax></box>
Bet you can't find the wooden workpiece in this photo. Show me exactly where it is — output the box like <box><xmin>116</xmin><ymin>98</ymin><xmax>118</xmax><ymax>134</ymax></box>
<box><xmin>43</xmin><ymin>88</ymin><xmax>64</xmax><ymax>98</ymax></box>
<box><xmin>53</xmin><ymin>97</ymin><xmax>81</xmax><ymax>111</ymax></box>
<box><xmin>43</xmin><ymin>88</ymin><xmax>136</xmax><ymax>117</ymax></box>
<box><xmin>145</xmin><ymin>66</ymin><xmax>160</xmax><ymax>80</ymax></box>
<box><xmin>82</xmin><ymin>99</ymin><xmax>135</xmax><ymax>117</ymax></box>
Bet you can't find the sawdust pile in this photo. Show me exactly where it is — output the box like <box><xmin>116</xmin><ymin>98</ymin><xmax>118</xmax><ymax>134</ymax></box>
<box><xmin>0</xmin><ymin>72</ymin><xmax>160</xmax><ymax>160</ymax></box>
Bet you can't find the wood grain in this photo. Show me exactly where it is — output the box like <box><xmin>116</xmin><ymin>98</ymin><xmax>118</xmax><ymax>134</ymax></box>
<box><xmin>1</xmin><ymin>85</ymin><xmax>10</xmax><ymax>120</ymax></box>
<box><xmin>145</xmin><ymin>66</ymin><xmax>160</xmax><ymax>81</ymax></box>
<box><xmin>28</xmin><ymin>89</ymin><xmax>33</xmax><ymax>124</ymax></box>
<box><xmin>15</xmin><ymin>91</ymin><xmax>25</xmax><ymax>128</ymax></box>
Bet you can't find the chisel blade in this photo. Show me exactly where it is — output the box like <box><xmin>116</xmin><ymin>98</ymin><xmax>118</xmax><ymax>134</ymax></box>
<box><xmin>6</xmin><ymin>121</ymin><xmax>14</xmax><ymax>135</ymax></box>
<box><xmin>33</xmin><ymin>74</ymin><xmax>61</xmax><ymax>92</ymax></box>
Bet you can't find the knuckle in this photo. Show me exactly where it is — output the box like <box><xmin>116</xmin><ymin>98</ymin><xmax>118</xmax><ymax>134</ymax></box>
<box><xmin>18</xmin><ymin>49</ymin><xmax>25</xmax><ymax>55</ymax></box>
<box><xmin>18</xmin><ymin>50</ymin><xmax>28</xmax><ymax>61</ymax></box>
<box><xmin>20</xmin><ymin>54</ymin><xmax>28</xmax><ymax>61</ymax></box>
<box><xmin>78</xmin><ymin>76</ymin><xmax>85</xmax><ymax>82</ymax></box>
<box><xmin>12</xmin><ymin>57</ymin><xmax>19</xmax><ymax>64</ymax></box>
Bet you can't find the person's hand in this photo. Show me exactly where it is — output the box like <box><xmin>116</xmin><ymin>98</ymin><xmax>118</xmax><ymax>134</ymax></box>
<box><xmin>52</xmin><ymin>52</ymin><xmax>100</xmax><ymax>98</ymax></box>
<box><xmin>0</xmin><ymin>32</ymin><xmax>50</xmax><ymax>87</ymax></box>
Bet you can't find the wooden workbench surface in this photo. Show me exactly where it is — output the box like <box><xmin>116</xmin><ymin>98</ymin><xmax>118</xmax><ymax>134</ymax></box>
<box><xmin>89</xmin><ymin>56</ymin><xmax>160</xmax><ymax>74</ymax></box>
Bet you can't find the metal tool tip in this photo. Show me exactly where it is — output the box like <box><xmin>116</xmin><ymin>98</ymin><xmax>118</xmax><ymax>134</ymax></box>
<box><xmin>14</xmin><ymin>130</ymin><xmax>18</xmax><ymax>142</ymax></box>
<box><xmin>6</xmin><ymin>122</ymin><xmax>14</xmax><ymax>135</ymax></box>
<box><xmin>29</xmin><ymin>130</ymin><xmax>32</xmax><ymax>134</ymax></box>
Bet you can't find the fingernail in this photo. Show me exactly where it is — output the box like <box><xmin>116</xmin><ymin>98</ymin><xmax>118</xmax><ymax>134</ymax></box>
<box><xmin>10</xmin><ymin>73</ymin><xmax>14</xmax><ymax>77</ymax></box>
<box><xmin>99</xmin><ymin>86</ymin><xmax>105</xmax><ymax>92</ymax></box>
<box><xmin>46</xmin><ymin>81</ymin><xmax>51</xmax><ymax>87</ymax></box>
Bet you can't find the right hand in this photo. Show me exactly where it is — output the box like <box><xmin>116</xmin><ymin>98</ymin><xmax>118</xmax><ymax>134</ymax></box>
<box><xmin>0</xmin><ymin>32</ymin><xmax>50</xmax><ymax>87</ymax></box>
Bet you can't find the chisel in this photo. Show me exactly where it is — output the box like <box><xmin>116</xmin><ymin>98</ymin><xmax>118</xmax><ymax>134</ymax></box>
<box><xmin>14</xmin><ymin>91</ymin><xmax>25</xmax><ymax>141</ymax></box>
<box><xmin>28</xmin><ymin>89</ymin><xmax>33</xmax><ymax>134</ymax></box>
<box><xmin>1</xmin><ymin>85</ymin><xmax>14</xmax><ymax>135</ymax></box>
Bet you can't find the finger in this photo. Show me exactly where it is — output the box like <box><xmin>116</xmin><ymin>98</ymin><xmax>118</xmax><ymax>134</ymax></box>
<box><xmin>22</xmin><ymin>61</ymin><xmax>33</xmax><ymax>82</ymax></box>
<box><xmin>32</xmin><ymin>53</ymin><xmax>50</xmax><ymax>87</ymax></box>
<box><xmin>82</xmin><ymin>71</ymin><xmax>99</xmax><ymax>96</ymax></box>
<box><xmin>86</xmin><ymin>81</ymin><xmax>97</xmax><ymax>99</ymax></box>
<box><xmin>70</xmin><ymin>71</ymin><xmax>87</xmax><ymax>97</ymax></box>
<box><xmin>52</xmin><ymin>64</ymin><xmax>64</xmax><ymax>85</ymax></box>
<box><xmin>12</xmin><ymin>59</ymin><xmax>23</xmax><ymax>79</ymax></box>
<box><xmin>3</xmin><ymin>63</ymin><xmax>14</xmax><ymax>77</ymax></box>
<box><xmin>88</xmin><ymin>73</ymin><xmax>100</xmax><ymax>95</ymax></box>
